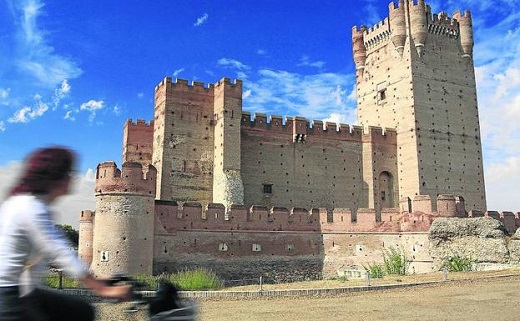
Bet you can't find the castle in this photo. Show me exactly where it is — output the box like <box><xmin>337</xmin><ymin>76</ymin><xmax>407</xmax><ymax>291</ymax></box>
<box><xmin>78</xmin><ymin>0</ymin><xmax>509</xmax><ymax>281</ymax></box>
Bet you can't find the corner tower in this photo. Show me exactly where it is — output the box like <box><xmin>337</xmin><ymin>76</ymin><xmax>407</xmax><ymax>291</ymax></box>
<box><xmin>353</xmin><ymin>0</ymin><xmax>486</xmax><ymax>211</ymax></box>
<box><xmin>90</xmin><ymin>161</ymin><xmax>156</xmax><ymax>276</ymax></box>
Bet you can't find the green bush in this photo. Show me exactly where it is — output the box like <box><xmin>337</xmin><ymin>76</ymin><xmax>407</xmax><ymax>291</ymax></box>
<box><xmin>363</xmin><ymin>262</ymin><xmax>385</xmax><ymax>278</ymax></box>
<box><xmin>46</xmin><ymin>268</ymin><xmax>223</xmax><ymax>291</ymax></box>
<box><xmin>443</xmin><ymin>255</ymin><xmax>474</xmax><ymax>272</ymax></box>
<box><xmin>142</xmin><ymin>268</ymin><xmax>223</xmax><ymax>291</ymax></box>
<box><xmin>382</xmin><ymin>246</ymin><xmax>410</xmax><ymax>276</ymax></box>
<box><xmin>168</xmin><ymin>268</ymin><xmax>223</xmax><ymax>290</ymax></box>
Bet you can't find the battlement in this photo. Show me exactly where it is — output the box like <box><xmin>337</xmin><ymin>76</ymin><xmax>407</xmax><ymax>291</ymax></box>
<box><xmin>241</xmin><ymin>112</ymin><xmax>395</xmax><ymax>143</ymax></box>
<box><xmin>80</xmin><ymin>210</ymin><xmax>95</xmax><ymax>222</ymax></box>
<box><xmin>362</xmin><ymin>18</ymin><xmax>391</xmax><ymax>49</ymax></box>
<box><xmin>155</xmin><ymin>194</ymin><xmax>470</xmax><ymax>234</ymax></box>
<box><xmin>215</xmin><ymin>77</ymin><xmax>242</xmax><ymax>88</ymax></box>
<box><xmin>453</xmin><ymin>10</ymin><xmax>472</xmax><ymax>23</ymax></box>
<box><xmin>125</xmin><ymin>118</ymin><xmax>153</xmax><ymax>127</ymax></box>
<box><xmin>95</xmin><ymin>161</ymin><xmax>157</xmax><ymax>196</ymax></box>
<box><xmin>154</xmin><ymin>76</ymin><xmax>242</xmax><ymax>93</ymax></box>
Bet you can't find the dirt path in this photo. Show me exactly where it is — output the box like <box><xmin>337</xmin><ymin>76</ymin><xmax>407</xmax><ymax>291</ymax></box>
<box><xmin>198</xmin><ymin>275</ymin><xmax>520</xmax><ymax>321</ymax></box>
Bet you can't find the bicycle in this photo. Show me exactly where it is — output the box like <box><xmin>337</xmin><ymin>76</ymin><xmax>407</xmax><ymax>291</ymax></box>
<box><xmin>105</xmin><ymin>275</ymin><xmax>198</xmax><ymax>321</ymax></box>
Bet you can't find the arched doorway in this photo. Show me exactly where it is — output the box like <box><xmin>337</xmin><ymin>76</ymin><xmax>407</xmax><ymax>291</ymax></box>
<box><xmin>378</xmin><ymin>171</ymin><xmax>395</xmax><ymax>209</ymax></box>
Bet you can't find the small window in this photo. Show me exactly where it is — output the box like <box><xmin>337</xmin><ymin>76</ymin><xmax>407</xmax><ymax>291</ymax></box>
<box><xmin>263</xmin><ymin>184</ymin><xmax>272</xmax><ymax>194</ymax></box>
<box><xmin>378</xmin><ymin>89</ymin><xmax>387</xmax><ymax>101</ymax></box>
<box><xmin>381</xmin><ymin>191</ymin><xmax>386</xmax><ymax>201</ymax></box>
<box><xmin>100</xmin><ymin>251</ymin><xmax>109</xmax><ymax>262</ymax></box>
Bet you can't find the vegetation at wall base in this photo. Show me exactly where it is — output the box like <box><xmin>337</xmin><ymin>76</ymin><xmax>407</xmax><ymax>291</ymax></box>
<box><xmin>383</xmin><ymin>246</ymin><xmax>410</xmax><ymax>276</ymax></box>
<box><xmin>443</xmin><ymin>255</ymin><xmax>474</xmax><ymax>272</ymax></box>
<box><xmin>46</xmin><ymin>268</ymin><xmax>222</xmax><ymax>291</ymax></box>
<box><xmin>363</xmin><ymin>262</ymin><xmax>385</xmax><ymax>278</ymax></box>
<box><xmin>45</xmin><ymin>272</ymin><xmax>81</xmax><ymax>289</ymax></box>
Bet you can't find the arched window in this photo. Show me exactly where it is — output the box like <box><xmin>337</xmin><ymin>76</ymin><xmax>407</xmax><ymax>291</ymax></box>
<box><xmin>378</xmin><ymin>171</ymin><xmax>395</xmax><ymax>208</ymax></box>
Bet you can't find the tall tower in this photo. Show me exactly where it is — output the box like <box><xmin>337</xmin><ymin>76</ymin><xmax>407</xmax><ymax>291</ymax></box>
<box><xmin>152</xmin><ymin>78</ymin><xmax>215</xmax><ymax>203</ymax></box>
<box><xmin>212</xmin><ymin>78</ymin><xmax>244</xmax><ymax>208</ymax></box>
<box><xmin>353</xmin><ymin>0</ymin><xmax>486</xmax><ymax>211</ymax></box>
<box><xmin>90</xmin><ymin>161</ymin><xmax>156</xmax><ymax>276</ymax></box>
<box><xmin>78</xmin><ymin>210</ymin><xmax>94</xmax><ymax>266</ymax></box>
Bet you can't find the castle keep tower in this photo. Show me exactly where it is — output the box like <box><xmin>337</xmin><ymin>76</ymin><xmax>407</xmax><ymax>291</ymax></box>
<box><xmin>353</xmin><ymin>0</ymin><xmax>486</xmax><ymax>211</ymax></box>
<box><xmin>90</xmin><ymin>162</ymin><xmax>156</xmax><ymax>276</ymax></box>
<box><xmin>152</xmin><ymin>77</ymin><xmax>244</xmax><ymax>208</ymax></box>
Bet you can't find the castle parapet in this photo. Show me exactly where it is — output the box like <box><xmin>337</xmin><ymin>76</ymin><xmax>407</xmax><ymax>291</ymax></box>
<box><xmin>154</xmin><ymin>77</ymin><xmax>214</xmax><ymax>93</ymax></box>
<box><xmin>95</xmin><ymin>161</ymin><xmax>157</xmax><ymax>196</ymax></box>
<box><xmin>362</xmin><ymin>18</ymin><xmax>391</xmax><ymax>50</ymax></box>
<box><xmin>436</xmin><ymin>194</ymin><xmax>457</xmax><ymax>217</ymax></box>
<box><xmin>80</xmin><ymin>210</ymin><xmax>95</xmax><ymax>222</ymax></box>
<box><xmin>412</xmin><ymin>195</ymin><xmax>432</xmax><ymax>213</ymax></box>
<box><xmin>154</xmin><ymin>199</ymin><xmax>451</xmax><ymax>234</ymax></box>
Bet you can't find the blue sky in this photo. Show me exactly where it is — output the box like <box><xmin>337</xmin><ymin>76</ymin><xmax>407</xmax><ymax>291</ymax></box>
<box><xmin>0</xmin><ymin>0</ymin><xmax>519</xmax><ymax>227</ymax></box>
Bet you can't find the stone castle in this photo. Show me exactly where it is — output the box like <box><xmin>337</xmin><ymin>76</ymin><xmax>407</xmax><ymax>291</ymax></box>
<box><xmin>78</xmin><ymin>0</ymin><xmax>513</xmax><ymax>281</ymax></box>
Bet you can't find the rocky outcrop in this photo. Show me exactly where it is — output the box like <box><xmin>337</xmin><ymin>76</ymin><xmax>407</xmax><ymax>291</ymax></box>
<box><xmin>429</xmin><ymin>217</ymin><xmax>516</xmax><ymax>270</ymax></box>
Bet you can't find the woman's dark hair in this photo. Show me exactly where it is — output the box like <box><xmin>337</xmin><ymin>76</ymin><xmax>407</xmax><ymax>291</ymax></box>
<box><xmin>10</xmin><ymin>146</ymin><xmax>76</xmax><ymax>196</ymax></box>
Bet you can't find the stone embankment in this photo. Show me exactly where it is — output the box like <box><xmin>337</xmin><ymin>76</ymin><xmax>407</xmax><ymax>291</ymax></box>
<box><xmin>429</xmin><ymin>216</ymin><xmax>520</xmax><ymax>270</ymax></box>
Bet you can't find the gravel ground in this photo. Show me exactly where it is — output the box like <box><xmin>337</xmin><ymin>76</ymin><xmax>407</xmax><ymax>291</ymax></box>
<box><xmin>94</xmin><ymin>273</ymin><xmax>520</xmax><ymax>321</ymax></box>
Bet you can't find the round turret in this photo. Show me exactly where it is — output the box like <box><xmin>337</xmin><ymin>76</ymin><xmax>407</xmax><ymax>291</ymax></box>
<box><xmin>91</xmin><ymin>162</ymin><xmax>157</xmax><ymax>277</ymax></box>
<box><xmin>409</xmin><ymin>0</ymin><xmax>428</xmax><ymax>57</ymax></box>
<box><xmin>389</xmin><ymin>0</ymin><xmax>406</xmax><ymax>55</ymax></box>
<box><xmin>78</xmin><ymin>210</ymin><xmax>95</xmax><ymax>266</ymax></box>
<box><xmin>352</xmin><ymin>25</ymin><xmax>367</xmax><ymax>74</ymax></box>
<box><xmin>453</xmin><ymin>10</ymin><xmax>473</xmax><ymax>58</ymax></box>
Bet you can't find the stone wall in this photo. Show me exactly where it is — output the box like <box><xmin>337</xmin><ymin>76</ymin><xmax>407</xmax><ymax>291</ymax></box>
<box><xmin>429</xmin><ymin>217</ymin><xmax>520</xmax><ymax>270</ymax></box>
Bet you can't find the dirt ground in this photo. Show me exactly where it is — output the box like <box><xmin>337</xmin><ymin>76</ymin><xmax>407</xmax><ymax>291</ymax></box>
<box><xmin>96</xmin><ymin>272</ymin><xmax>520</xmax><ymax>321</ymax></box>
<box><xmin>199</xmin><ymin>275</ymin><xmax>520</xmax><ymax>321</ymax></box>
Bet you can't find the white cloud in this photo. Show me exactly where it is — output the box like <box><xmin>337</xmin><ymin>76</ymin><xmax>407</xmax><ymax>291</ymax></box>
<box><xmin>485</xmin><ymin>157</ymin><xmax>520</xmax><ymax>212</ymax></box>
<box><xmin>323</xmin><ymin>112</ymin><xmax>357</xmax><ymax>128</ymax></box>
<box><xmin>0</xmin><ymin>88</ymin><xmax>10</xmax><ymax>99</ymax></box>
<box><xmin>243</xmin><ymin>69</ymin><xmax>356</xmax><ymax>123</ymax></box>
<box><xmin>297</xmin><ymin>55</ymin><xmax>326</xmax><ymax>70</ymax></box>
<box><xmin>257</xmin><ymin>49</ymin><xmax>267</xmax><ymax>55</ymax></box>
<box><xmin>194</xmin><ymin>13</ymin><xmax>208</xmax><ymax>27</ymax></box>
<box><xmin>173</xmin><ymin>68</ymin><xmax>185</xmax><ymax>77</ymax></box>
<box><xmin>0</xmin><ymin>121</ymin><xmax>5</xmax><ymax>132</ymax></box>
<box><xmin>13</xmin><ymin>0</ymin><xmax>82</xmax><ymax>88</ymax></box>
<box><xmin>64</xmin><ymin>110</ymin><xmax>76</xmax><ymax>121</ymax></box>
<box><xmin>52</xmin><ymin>79</ymin><xmax>71</xmax><ymax>109</ymax></box>
<box><xmin>80</xmin><ymin>99</ymin><xmax>104</xmax><ymax>122</ymax></box>
<box><xmin>7</xmin><ymin>94</ymin><xmax>49</xmax><ymax>123</ymax></box>
<box><xmin>80</xmin><ymin>100</ymin><xmax>104</xmax><ymax>111</ymax></box>
<box><xmin>137</xmin><ymin>92</ymin><xmax>144</xmax><ymax>99</ymax></box>
<box><xmin>217</xmin><ymin>58</ymin><xmax>251</xmax><ymax>71</ymax></box>
<box><xmin>112</xmin><ymin>105</ymin><xmax>121</xmax><ymax>116</ymax></box>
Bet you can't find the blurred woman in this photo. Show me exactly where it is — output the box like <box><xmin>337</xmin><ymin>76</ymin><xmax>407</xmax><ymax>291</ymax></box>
<box><xmin>0</xmin><ymin>146</ymin><xmax>129</xmax><ymax>321</ymax></box>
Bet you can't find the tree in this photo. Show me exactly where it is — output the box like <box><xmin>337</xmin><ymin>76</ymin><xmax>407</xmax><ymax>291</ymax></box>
<box><xmin>55</xmin><ymin>224</ymin><xmax>79</xmax><ymax>247</ymax></box>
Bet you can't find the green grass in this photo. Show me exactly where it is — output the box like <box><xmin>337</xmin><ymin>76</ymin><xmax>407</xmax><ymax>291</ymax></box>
<box><xmin>383</xmin><ymin>246</ymin><xmax>410</xmax><ymax>276</ymax></box>
<box><xmin>46</xmin><ymin>268</ymin><xmax>223</xmax><ymax>291</ymax></box>
<box><xmin>363</xmin><ymin>262</ymin><xmax>385</xmax><ymax>278</ymax></box>
<box><xmin>443</xmin><ymin>255</ymin><xmax>474</xmax><ymax>272</ymax></box>
<box><xmin>45</xmin><ymin>272</ymin><xmax>81</xmax><ymax>288</ymax></box>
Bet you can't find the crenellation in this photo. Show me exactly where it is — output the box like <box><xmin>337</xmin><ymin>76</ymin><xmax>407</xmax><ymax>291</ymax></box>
<box><xmin>412</xmin><ymin>195</ymin><xmax>432</xmax><ymax>213</ymax></box>
<box><xmin>252</xmin><ymin>113</ymin><xmax>268</xmax><ymax>127</ymax></box>
<box><xmin>363</xmin><ymin>17</ymin><xmax>391</xmax><ymax>49</ymax></box>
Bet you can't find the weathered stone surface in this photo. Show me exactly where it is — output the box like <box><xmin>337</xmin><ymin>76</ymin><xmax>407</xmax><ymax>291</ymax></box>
<box><xmin>429</xmin><ymin>217</ymin><xmax>510</xmax><ymax>270</ymax></box>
